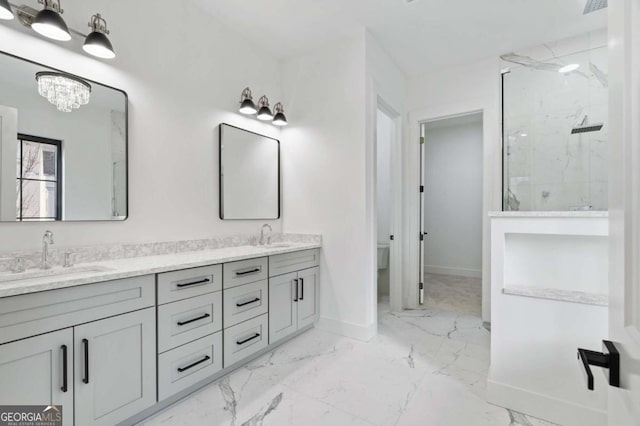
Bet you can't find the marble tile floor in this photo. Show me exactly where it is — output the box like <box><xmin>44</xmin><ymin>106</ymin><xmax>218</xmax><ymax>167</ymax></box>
<box><xmin>139</xmin><ymin>301</ymin><xmax>556</xmax><ymax>426</ymax></box>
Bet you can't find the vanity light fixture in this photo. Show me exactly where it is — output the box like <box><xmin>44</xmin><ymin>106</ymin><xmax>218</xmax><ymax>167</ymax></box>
<box><xmin>272</xmin><ymin>102</ymin><xmax>288</xmax><ymax>126</ymax></box>
<box><xmin>559</xmin><ymin>63</ymin><xmax>580</xmax><ymax>73</ymax></box>
<box><xmin>82</xmin><ymin>13</ymin><xmax>115</xmax><ymax>59</ymax></box>
<box><xmin>256</xmin><ymin>95</ymin><xmax>273</xmax><ymax>121</ymax></box>
<box><xmin>36</xmin><ymin>71</ymin><xmax>91</xmax><ymax>112</ymax></box>
<box><xmin>239</xmin><ymin>87</ymin><xmax>257</xmax><ymax>115</ymax></box>
<box><xmin>31</xmin><ymin>0</ymin><xmax>71</xmax><ymax>41</ymax></box>
<box><xmin>0</xmin><ymin>0</ymin><xmax>14</xmax><ymax>20</ymax></box>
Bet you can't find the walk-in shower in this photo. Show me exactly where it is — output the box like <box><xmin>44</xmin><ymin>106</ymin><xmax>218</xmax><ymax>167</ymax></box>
<box><xmin>502</xmin><ymin>31</ymin><xmax>608</xmax><ymax>211</ymax></box>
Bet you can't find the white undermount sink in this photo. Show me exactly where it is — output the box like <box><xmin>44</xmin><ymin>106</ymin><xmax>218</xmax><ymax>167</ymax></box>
<box><xmin>0</xmin><ymin>265</ymin><xmax>114</xmax><ymax>283</ymax></box>
<box><xmin>264</xmin><ymin>243</ymin><xmax>294</xmax><ymax>249</ymax></box>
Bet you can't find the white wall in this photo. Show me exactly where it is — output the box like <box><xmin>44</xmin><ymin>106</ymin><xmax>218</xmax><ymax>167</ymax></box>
<box><xmin>0</xmin><ymin>0</ymin><xmax>283</xmax><ymax>251</ymax></box>
<box><xmin>407</xmin><ymin>57</ymin><xmax>502</xmax><ymax>322</ymax></box>
<box><xmin>423</xmin><ymin>116</ymin><xmax>483</xmax><ymax>278</ymax></box>
<box><xmin>281</xmin><ymin>31</ymin><xmax>373</xmax><ymax>340</ymax></box>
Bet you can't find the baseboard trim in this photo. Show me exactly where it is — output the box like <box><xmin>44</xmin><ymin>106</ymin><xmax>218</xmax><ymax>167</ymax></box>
<box><xmin>425</xmin><ymin>265</ymin><xmax>482</xmax><ymax>278</ymax></box>
<box><xmin>487</xmin><ymin>379</ymin><xmax>606</xmax><ymax>426</ymax></box>
<box><xmin>316</xmin><ymin>316</ymin><xmax>376</xmax><ymax>342</ymax></box>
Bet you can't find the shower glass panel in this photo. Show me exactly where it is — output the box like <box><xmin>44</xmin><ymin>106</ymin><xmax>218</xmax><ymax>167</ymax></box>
<box><xmin>502</xmin><ymin>45</ymin><xmax>608</xmax><ymax>211</ymax></box>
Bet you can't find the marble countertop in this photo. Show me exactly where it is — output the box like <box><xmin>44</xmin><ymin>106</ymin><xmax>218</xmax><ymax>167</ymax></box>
<box><xmin>489</xmin><ymin>211</ymin><xmax>608</xmax><ymax>218</ymax></box>
<box><xmin>502</xmin><ymin>285</ymin><xmax>608</xmax><ymax>306</ymax></box>
<box><xmin>0</xmin><ymin>242</ymin><xmax>321</xmax><ymax>298</ymax></box>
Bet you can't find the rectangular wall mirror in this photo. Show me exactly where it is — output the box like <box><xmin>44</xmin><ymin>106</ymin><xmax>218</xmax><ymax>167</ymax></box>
<box><xmin>219</xmin><ymin>123</ymin><xmax>280</xmax><ymax>220</ymax></box>
<box><xmin>0</xmin><ymin>51</ymin><xmax>128</xmax><ymax>222</ymax></box>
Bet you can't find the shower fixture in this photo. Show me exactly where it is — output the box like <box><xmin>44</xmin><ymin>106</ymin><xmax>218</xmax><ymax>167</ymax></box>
<box><xmin>571</xmin><ymin>115</ymin><xmax>604</xmax><ymax>134</ymax></box>
<box><xmin>583</xmin><ymin>0</ymin><xmax>607</xmax><ymax>14</ymax></box>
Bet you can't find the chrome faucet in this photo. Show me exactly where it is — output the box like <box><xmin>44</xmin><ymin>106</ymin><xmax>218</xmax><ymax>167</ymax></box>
<box><xmin>259</xmin><ymin>224</ymin><xmax>272</xmax><ymax>245</ymax></box>
<box><xmin>41</xmin><ymin>230</ymin><xmax>54</xmax><ymax>270</ymax></box>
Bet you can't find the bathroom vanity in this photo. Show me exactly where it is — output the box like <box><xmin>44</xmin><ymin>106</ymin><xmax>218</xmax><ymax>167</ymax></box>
<box><xmin>0</xmin><ymin>242</ymin><xmax>320</xmax><ymax>426</ymax></box>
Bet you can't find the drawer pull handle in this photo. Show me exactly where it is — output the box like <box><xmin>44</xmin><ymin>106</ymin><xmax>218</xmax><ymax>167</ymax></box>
<box><xmin>299</xmin><ymin>277</ymin><xmax>304</xmax><ymax>301</ymax></box>
<box><xmin>82</xmin><ymin>338</ymin><xmax>89</xmax><ymax>384</ymax></box>
<box><xmin>176</xmin><ymin>278</ymin><xmax>211</xmax><ymax>288</ymax></box>
<box><xmin>236</xmin><ymin>333</ymin><xmax>261</xmax><ymax>345</ymax></box>
<box><xmin>61</xmin><ymin>344</ymin><xmax>68</xmax><ymax>392</ymax></box>
<box><xmin>236</xmin><ymin>297</ymin><xmax>260</xmax><ymax>307</ymax></box>
<box><xmin>177</xmin><ymin>313</ymin><xmax>211</xmax><ymax>326</ymax></box>
<box><xmin>236</xmin><ymin>268</ymin><xmax>260</xmax><ymax>276</ymax></box>
<box><xmin>177</xmin><ymin>355</ymin><xmax>211</xmax><ymax>372</ymax></box>
<box><xmin>293</xmin><ymin>278</ymin><xmax>299</xmax><ymax>302</ymax></box>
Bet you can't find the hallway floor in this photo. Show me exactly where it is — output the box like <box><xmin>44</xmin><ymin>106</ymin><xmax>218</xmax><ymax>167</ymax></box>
<box><xmin>140</xmin><ymin>299</ymin><xmax>553</xmax><ymax>426</ymax></box>
<box><xmin>423</xmin><ymin>272</ymin><xmax>483</xmax><ymax>317</ymax></box>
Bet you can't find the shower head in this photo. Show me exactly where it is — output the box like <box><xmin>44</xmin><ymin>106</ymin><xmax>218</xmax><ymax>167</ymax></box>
<box><xmin>571</xmin><ymin>115</ymin><xmax>604</xmax><ymax>134</ymax></box>
<box><xmin>583</xmin><ymin>0</ymin><xmax>607</xmax><ymax>14</ymax></box>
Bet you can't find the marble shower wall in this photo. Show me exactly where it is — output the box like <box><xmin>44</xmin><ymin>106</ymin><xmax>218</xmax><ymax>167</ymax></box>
<box><xmin>502</xmin><ymin>29</ymin><xmax>608</xmax><ymax>211</ymax></box>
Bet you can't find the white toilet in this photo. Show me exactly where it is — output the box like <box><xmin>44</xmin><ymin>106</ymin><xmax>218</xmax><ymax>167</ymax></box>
<box><xmin>377</xmin><ymin>243</ymin><xmax>389</xmax><ymax>270</ymax></box>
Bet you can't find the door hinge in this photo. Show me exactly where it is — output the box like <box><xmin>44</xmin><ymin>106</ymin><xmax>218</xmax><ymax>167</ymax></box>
<box><xmin>419</xmin><ymin>282</ymin><xmax>424</xmax><ymax>290</ymax></box>
<box><xmin>419</xmin><ymin>185</ymin><xmax>424</xmax><ymax>193</ymax></box>
<box><xmin>419</xmin><ymin>233</ymin><xmax>424</xmax><ymax>241</ymax></box>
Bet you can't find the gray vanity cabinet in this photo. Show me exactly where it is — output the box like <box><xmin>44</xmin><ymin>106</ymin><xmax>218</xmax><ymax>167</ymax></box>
<box><xmin>268</xmin><ymin>266</ymin><xmax>319</xmax><ymax>344</ymax></box>
<box><xmin>0</xmin><ymin>328</ymin><xmax>74</xmax><ymax>426</ymax></box>
<box><xmin>74</xmin><ymin>307</ymin><xmax>156</xmax><ymax>426</ymax></box>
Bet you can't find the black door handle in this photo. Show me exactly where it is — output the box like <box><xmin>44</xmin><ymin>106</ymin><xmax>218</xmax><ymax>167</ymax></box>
<box><xmin>177</xmin><ymin>313</ymin><xmax>211</xmax><ymax>326</ymax></box>
<box><xmin>293</xmin><ymin>279</ymin><xmax>299</xmax><ymax>302</ymax></box>
<box><xmin>176</xmin><ymin>278</ymin><xmax>210</xmax><ymax>288</ymax></box>
<box><xmin>236</xmin><ymin>333</ymin><xmax>260</xmax><ymax>345</ymax></box>
<box><xmin>236</xmin><ymin>298</ymin><xmax>260</xmax><ymax>307</ymax></box>
<box><xmin>299</xmin><ymin>277</ymin><xmax>304</xmax><ymax>301</ymax></box>
<box><xmin>236</xmin><ymin>268</ymin><xmax>260</xmax><ymax>276</ymax></box>
<box><xmin>177</xmin><ymin>355</ymin><xmax>211</xmax><ymax>372</ymax></box>
<box><xmin>82</xmin><ymin>338</ymin><xmax>89</xmax><ymax>384</ymax></box>
<box><xmin>60</xmin><ymin>344</ymin><xmax>68</xmax><ymax>392</ymax></box>
<box><xmin>577</xmin><ymin>340</ymin><xmax>620</xmax><ymax>390</ymax></box>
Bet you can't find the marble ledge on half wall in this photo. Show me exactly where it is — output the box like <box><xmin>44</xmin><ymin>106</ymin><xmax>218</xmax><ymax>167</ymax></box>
<box><xmin>0</xmin><ymin>233</ymin><xmax>322</xmax><ymax>274</ymax></box>
<box><xmin>503</xmin><ymin>285</ymin><xmax>608</xmax><ymax>307</ymax></box>
<box><xmin>489</xmin><ymin>211</ymin><xmax>608</xmax><ymax>218</ymax></box>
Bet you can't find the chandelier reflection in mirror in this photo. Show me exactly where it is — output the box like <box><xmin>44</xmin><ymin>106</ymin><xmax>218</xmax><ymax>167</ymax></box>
<box><xmin>36</xmin><ymin>72</ymin><xmax>91</xmax><ymax>112</ymax></box>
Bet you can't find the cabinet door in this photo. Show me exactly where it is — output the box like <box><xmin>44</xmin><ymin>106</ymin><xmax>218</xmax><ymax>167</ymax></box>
<box><xmin>268</xmin><ymin>272</ymin><xmax>298</xmax><ymax>344</ymax></box>
<box><xmin>0</xmin><ymin>329</ymin><xmax>73</xmax><ymax>426</ymax></box>
<box><xmin>297</xmin><ymin>267</ymin><xmax>319</xmax><ymax>329</ymax></box>
<box><xmin>74</xmin><ymin>308</ymin><xmax>156</xmax><ymax>426</ymax></box>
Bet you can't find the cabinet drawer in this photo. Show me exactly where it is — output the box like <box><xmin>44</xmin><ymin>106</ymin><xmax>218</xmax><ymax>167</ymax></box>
<box><xmin>269</xmin><ymin>249</ymin><xmax>320</xmax><ymax>277</ymax></box>
<box><xmin>223</xmin><ymin>257</ymin><xmax>268</xmax><ymax>289</ymax></box>
<box><xmin>158</xmin><ymin>292</ymin><xmax>223</xmax><ymax>353</ymax></box>
<box><xmin>158</xmin><ymin>332</ymin><xmax>223</xmax><ymax>401</ymax></box>
<box><xmin>0</xmin><ymin>275</ymin><xmax>155</xmax><ymax>345</ymax></box>
<box><xmin>223</xmin><ymin>314</ymin><xmax>268</xmax><ymax>368</ymax></box>
<box><xmin>157</xmin><ymin>265</ymin><xmax>222</xmax><ymax>305</ymax></box>
<box><xmin>223</xmin><ymin>280</ymin><xmax>268</xmax><ymax>328</ymax></box>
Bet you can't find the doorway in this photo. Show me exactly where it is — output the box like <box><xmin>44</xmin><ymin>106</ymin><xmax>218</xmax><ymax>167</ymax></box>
<box><xmin>376</xmin><ymin>105</ymin><xmax>401</xmax><ymax>312</ymax></box>
<box><xmin>420</xmin><ymin>113</ymin><xmax>483</xmax><ymax>316</ymax></box>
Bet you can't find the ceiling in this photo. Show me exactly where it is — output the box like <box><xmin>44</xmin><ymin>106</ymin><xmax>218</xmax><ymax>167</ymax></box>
<box><xmin>189</xmin><ymin>0</ymin><xmax>607</xmax><ymax>77</ymax></box>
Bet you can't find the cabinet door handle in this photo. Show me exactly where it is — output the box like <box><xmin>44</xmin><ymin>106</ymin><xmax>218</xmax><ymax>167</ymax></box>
<box><xmin>236</xmin><ymin>333</ymin><xmax>261</xmax><ymax>345</ymax></box>
<box><xmin>82</xmin><ymin>338</ymin><xmax>89</xmax><ymax>384</ymax></box>
<box><xmin>177</xmin><ymin>313</ymin><xmax>211</xmax><ymax>326</ymax></box>
<box><xmin>299</xmin><ymin>277</ymin><xmax>304</xmax><ymax>301</ymax></box>
<box><xmin>235</xmin><ymin>268</ymin><xmax>260</xmax><ymax>276</ymax></box>
<box><xmin>60</xmin><ymin>344</ymin><xmax>68</xmax><ymax>392</ymax></box>
<box><xmin>176</xmin><ymin>278</ymin><xmax>211</xmax><ymax>288</ymax></box>
<box><xmin>236</xmin><ymin>297</ymin><xmax>260</xmax><ymax>307</ymax></box>
<box><xmin>293</xmin><ymin>279</ymin><xmax>299</xmax><ymax>302</ymax></box>
<box><xmin>177</xmin><ymin>355</ymin><xmax>211</xmax><ymax>373</ymax></box>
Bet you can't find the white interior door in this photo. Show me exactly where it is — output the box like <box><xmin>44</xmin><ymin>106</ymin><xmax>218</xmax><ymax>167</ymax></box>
<box><xmin>418</xmin><ymin>124</ymin><xmax>426</xmax><ymax>304</ymax></box>
<box><xmin>607</xmin><ymin>1</ymin><xmax>640</xmax><ymax>424</ymax></box>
